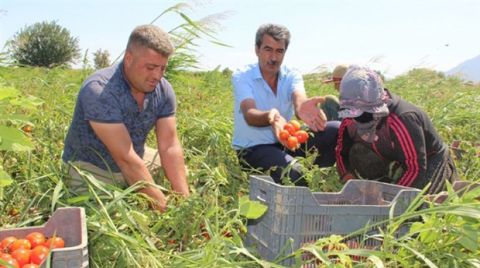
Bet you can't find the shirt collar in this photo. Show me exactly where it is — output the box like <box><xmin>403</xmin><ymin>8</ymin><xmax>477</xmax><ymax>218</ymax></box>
<box><xmin>253</xmin><ymin>63</ymin><xmax>285</xmax><ymax>81</ymax></box>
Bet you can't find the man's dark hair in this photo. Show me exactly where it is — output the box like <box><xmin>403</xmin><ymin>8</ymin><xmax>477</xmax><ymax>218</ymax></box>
<box><xmin>255</xmin><ymin>23</ymin><xmax>290</xmax><ymax>49</ymax></box>
<box><xmin>126</xmin><ymin>24</ymin><xmax>174</xmax><ymax>57</ymax></box>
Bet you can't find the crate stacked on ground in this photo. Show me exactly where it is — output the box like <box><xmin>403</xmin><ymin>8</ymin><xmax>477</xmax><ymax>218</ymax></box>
<box><xmin>245</xmin><ymin>175</ymin><xmax>421</xmax><ymax>266</ymax></box>
<box><xmin>0</xmin><ymin>207</ymin><xmax>89</xmax><ymax>268</ymax></box>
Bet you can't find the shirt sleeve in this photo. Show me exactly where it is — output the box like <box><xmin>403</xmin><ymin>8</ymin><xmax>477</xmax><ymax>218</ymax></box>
<box><xmin>290</xmin><ymin>69</ymin><xmax>306</xmax><ymax>94</ymax></box>
<box><xmin>80</xmin><ymin>81</ymin><xmax>123</xmax><ymax>123</ymax></box>
<box><xmin>157</xmin><ymin>79</ymin><xmax>176</xmax><ymax>119</ymax></box>
<box><xmin>388</xmin><ymin>113</ymin><xmax>427</xmax><ymax>187</ymax></box>
<box><xmin>232</xmin><ymin>71</ymin><xmax>254</xmax><ymax>111</ymax></box>
<box><xmin>336</xmin><ymin>119</ymin><xmax>355</xmax><ymax>178</ymax></box>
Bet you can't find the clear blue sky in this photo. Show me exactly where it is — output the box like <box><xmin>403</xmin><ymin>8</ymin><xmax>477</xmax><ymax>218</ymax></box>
<box><xmin>1</xmin><ymin>0</ymin><xmax>479</xmax><ymax>77</ymax></box>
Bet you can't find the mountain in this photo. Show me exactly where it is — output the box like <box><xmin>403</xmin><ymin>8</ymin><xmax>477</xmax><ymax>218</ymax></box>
<box><xmin>446</xmin><ymin>54</ymin><xmax>480</xmax><ymax>83</ymax></box>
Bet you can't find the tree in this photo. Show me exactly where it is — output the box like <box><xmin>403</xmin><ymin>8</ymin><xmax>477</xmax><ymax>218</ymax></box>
<box><xmin>7</xmin><ymin>21</ymin><xmax>80</xmax><ymax>68</ymax></box>
<box><xmin>93</xmin><ymin>49</ymin><xmax>111</xmax><ymax>69</ymax></box>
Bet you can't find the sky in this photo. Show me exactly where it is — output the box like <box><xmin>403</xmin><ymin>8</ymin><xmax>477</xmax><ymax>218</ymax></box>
<box><xmin>1</xmin><ymin>0</ymin><xmax>480</xmax><ymax>78</ymax></box>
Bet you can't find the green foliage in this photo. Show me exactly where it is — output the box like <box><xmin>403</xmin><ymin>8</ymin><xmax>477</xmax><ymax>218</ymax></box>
<box><xmin>93</xmin><ymin>49</ymin><xmax>110</xmax><ymax>70</ymax></box>
<box><xmin>7</xmin><ymin>20</ymin><xmax>80</xmax><ymax>68</ymax></box>
<box><xmin>0</xmin><ymin>63</ymin><xmax>478</xmax><ymax>267</ymax></box>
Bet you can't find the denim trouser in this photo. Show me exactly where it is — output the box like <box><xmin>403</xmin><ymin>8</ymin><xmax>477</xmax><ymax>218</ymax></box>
<box><xmin>237</xmin><ymin>121</ymin><xmax>340</xmax><ymax>186</ymax></box>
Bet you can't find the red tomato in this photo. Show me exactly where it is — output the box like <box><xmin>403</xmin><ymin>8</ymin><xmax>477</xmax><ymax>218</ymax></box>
<box><xmin>287</xmin><ymin>136</ymin><xmax>299</xmax><ymax>150</ymax></box>
<box><xmin>44</xmin><ymin>237</ymin><xmax>64</xmax><ymax>249</ymax></box>
<box><xmin>10</xmin><ymin>248</ymin><xmax>31</xmax><ymax>267</ymax></box>
<box><xmin>283</xmin><ymin>123</ymin><xmax>296</xmax><ymax>135</ymax></box>
<box><xmin>279</xmin><ymin>130</ymin><xmax>290</xmax><ymax>141</ymax></box>
<box><xmin>0</xmin><ymin>253</ymin><xmax>19</xmax><ymax>268</ymax></box>
<box><xmin>9</xmin><ymin>239</ymin><xmax>31</xmax><ymax>252</ymax></box>
<box><xmin>0</xmin><ymin>236</ymin><xmax>17</xmax><ymax>253</ymax></box>
<box><xmin>295</xmin><ymin>130</ymin><xmax>309</xmax><ymax>144</ymax></box>
<box><xmin>30</xmin><ymin>245</ymin><xmax>49</xmax><ymax>265</ymax></box>
<box><xmin>25</xmin><ymin>232</ymin><xmax>46</xmax><ymax>249</ymax></box>
<box><xmin>290</xmin><ymin>120</ymin><xmax>301</xmax><ymax>131</ymax></box>
<box><xmin>22</xmin><ymin>264</ymin><xmax>39</xmax><ymax>268</ymax></box>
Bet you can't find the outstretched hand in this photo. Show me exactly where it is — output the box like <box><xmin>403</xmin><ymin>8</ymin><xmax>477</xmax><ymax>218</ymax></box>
<box><xmin>297</xmin><ymin>96</ymin><xmax>327</xmax><ymax>132</ymax></box>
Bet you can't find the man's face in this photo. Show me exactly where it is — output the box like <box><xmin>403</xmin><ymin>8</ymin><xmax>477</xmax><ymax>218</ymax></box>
<box><xmin>255</xmin><ymin>34</ymin><xmax>286</xmax><ymax>76</ymax></box>
<box><xmin>123</xmin><ymin>46</ymin><xmax>168</xmax><ymax>94</ymax></box>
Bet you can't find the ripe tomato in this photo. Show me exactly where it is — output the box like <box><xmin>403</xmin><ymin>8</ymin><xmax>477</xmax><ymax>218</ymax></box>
<box><xmin>0</xmin><ymin>236</ymin><xmax>17</xmax><ymax>252</ymax></box>
<box><xmin>0</xmin><ymin>253</ymin><xmax>19</xmax><ymax>268</ymax></box>
<box><xmin>26</xmin><ymin>232</ymin><xmax>46</xmax><ymax>249</ymax></box>
<box><xmin>279</xmin><ymin>130</ymin><xmax>290</xmax><ymax>141</ymax></box>
<box><xmin>9</xmin><ymin>239</ymin><xmax>31</xmax><ymax>252</ymax></box>
<box><xmin>287</xmin><ymin>136</ymin><xmax>299</xmax><ymax>150</ymax></box>
<box><xmin>22</xmin><ymin>264</ymin><xmax>39</xmax><ymax>268</ymax></box>
<box><xmin>44</xmin><ymin>237</ymin><xmax>64</xmax><ymax>249</ymax></box>
<box><xmin>290</xmin><ymin>120</ymin><xmax>301</xmax><ymax>131</ymax></box>
<box><xmin>283</xmin><ymin>123</ymin><xmax>296</xmax><ymax>135</ymax></box>
<box><xmin>10</xmin><ymin>248</ymin><xmax>31</xmax><ymax>267</ymax></box>
<box><xmin>30</xmin><ymin>245</ymin><xmax>49</xmax><ymax>265</ymax></box>
<box><xmin>295</xmin><ymin>130</ymin><xmax>309</xmax><ymax>144</ymax></box>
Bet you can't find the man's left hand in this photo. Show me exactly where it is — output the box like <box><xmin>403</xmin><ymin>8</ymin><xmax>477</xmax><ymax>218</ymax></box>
<box><xmin>298</xmin><ymin>96</ymin><xmax>327</xmax><ymax>132</ymax></box>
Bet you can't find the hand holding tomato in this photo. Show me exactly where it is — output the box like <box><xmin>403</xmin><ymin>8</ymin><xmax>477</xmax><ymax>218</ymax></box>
<box><xmin>278</xmin><ymin>120</ymin><xmax>311</xmax><ymax>151</ymax></box>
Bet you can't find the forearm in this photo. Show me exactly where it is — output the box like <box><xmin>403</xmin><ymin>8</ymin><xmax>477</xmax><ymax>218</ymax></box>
<box><xmin>116</xmin><ymin>156</ymin><xmax>167</xmax><ymax>210</ymax></box>
<box><xmin>159</xmin><ymin>143</ymin><xmax>189</xmax><ymax>196</ymax></box>
<box><xmin>243</xmin><ymin>108</ymin><xmax>273</xmax><ymax>127</ymax></box>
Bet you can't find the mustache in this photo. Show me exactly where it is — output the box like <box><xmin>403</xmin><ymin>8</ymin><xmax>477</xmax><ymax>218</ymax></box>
<box><xmin>267</xmin><ymin>60</ymin><xmax>278</xmax><ymax>65</ymax></box>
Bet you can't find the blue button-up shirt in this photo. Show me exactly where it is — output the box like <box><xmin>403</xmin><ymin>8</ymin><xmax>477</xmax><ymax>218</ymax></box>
<box><xmin>62</xmin><ymin>62</ymin><xmax>176</xmax><ymax>172</ymax></box>
<box><xmin>231</xmin><ymin>63</ymin><xmax>305</xmax><ymax>149</ymax></box>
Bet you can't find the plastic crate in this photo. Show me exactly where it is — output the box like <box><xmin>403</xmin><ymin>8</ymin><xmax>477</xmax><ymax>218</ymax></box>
<box><xmin>0</xmin><ymin>207</ymin><xmax>89</xmax><ymax>268</ymax></box>
<box><xmin>245</xmin><ymin>175</ymin><xmax>421</xmax><ymax>266</ymax></box>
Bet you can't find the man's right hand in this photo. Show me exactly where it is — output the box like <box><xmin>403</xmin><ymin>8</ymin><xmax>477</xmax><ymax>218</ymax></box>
<box><xmin>268</xmin><ymin>109</ymin><xmax>290</xmax><ymax>148</ymax></box>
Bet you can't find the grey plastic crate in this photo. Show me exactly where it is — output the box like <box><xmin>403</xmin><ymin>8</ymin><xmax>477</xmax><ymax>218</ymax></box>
<box><xmin>246</xmin><ymin>175</ymin><xmax>421</xmax><ymax>266</ymax></box>
<box><xmin>0</xmin><ymin>207</ymin><xmax>89</xmax><ymax>268</ymax></box>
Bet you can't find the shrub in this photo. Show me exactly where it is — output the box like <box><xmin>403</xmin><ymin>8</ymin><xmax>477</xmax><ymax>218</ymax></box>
<box><xmin>7</xmin><ymin>21</ymin><xmax>80</xmax><ymax>68</ymax></box>
<box><xmin>93</xmin><ymin>49</ymin><xmax>110</xmax><ymax>69</ymax></box>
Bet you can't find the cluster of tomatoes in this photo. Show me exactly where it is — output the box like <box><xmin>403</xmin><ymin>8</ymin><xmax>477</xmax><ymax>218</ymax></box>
<box><xmin>279</xmin><ymin>120</ymin><xmax>309</xmax><ymax>150</ymax></box>
<box><xmin>0</xmin><ymin>232</ymin><xmax>65</xmax><ymax>268</ymax></box>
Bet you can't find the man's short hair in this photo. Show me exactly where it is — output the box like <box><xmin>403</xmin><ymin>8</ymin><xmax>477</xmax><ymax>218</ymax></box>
<box><xmin>126</xmin><ymin>25</ymin><xmax>174</xmax><ymax>57</ymax></box>
<box><xmin>255</xmin><ymin>23</ymin><xmax>290</xmax><ymax>50</ymax></box>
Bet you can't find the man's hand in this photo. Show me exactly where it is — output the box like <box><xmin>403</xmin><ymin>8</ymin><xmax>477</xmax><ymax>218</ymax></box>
<box><xmin>268</xmin><ymin>108</ymin><xmax>289</xmax><ymax>147</ymax></box>
<box><xmin>297</xmin><ymin>96</ymin><xmax>327</xmax><ymax>132</ymax></box>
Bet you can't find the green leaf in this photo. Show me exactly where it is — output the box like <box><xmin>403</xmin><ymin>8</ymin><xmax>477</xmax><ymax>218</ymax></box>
<box><xmin>10</xmin><ymin>95</ymin><xmax>44</xmax><ymax>109</ymax></box>
<box><xmin>0</xmin><ymin>168</ymin><xmax>13</xmax><ymax>186</ymax></box>
<box><xmin>0</xmin><ymin>113</ymin><xmax>31</xmax><ymax>123</ymax></box>
<box><xmin>0</xmin><ymin>86</ymin><xmax>19</xmax><ymax>100</ymax></box>
<box><xmin>0</xmin><ymin>125</ymin><xmax>33</xmax><ymax>151</ymax></box>
<box><xmin>458</xmin><ymin>224</ymin><xmax>478</xmax><ymax>252</ymax></box>
<box><xmin>239</xmin><ymin>196</ymin><xmax>268</xmax><ymax>219</ymax></box>
<box><xmin>129</xmin><ymin>210</ymin><xmax>151</xmax><ymax>230</ymax></box>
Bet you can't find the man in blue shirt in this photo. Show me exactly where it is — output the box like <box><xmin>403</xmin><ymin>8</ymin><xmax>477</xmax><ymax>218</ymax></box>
<box><xmin>63</xmin><ymin>25</ymin><xmax>189</xmax><ymax>211</ymax></box>
<box><xmin>232</xmin><ymin>23</ymin><xmax>340</xmax><ymax>186</ymax></box>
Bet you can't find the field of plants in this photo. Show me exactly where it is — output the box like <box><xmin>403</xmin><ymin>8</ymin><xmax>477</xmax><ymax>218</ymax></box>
<box><xmin>1</xmin><ymin>66</ymin><xmax>479</xmax><ymax>267</ymax></box>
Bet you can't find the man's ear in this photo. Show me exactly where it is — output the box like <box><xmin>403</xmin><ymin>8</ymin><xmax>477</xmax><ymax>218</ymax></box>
<box><xmin>255</xmin><ymin>45</ymin><xmax>260</xmax><ymax>57</ymax></box>
<box><xmin>124</xmin><ymin>50</ymin><xmax>133</xmax><ymax>65</ymax></box>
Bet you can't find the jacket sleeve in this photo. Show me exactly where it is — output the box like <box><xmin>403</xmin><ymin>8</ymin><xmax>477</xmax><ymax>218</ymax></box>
<box><xmin>336</xmin><ymin>119</ymin><xmax>355</xmax><ymax>179</ymax></box>
<box><xmin>387</xmin><ymin>113</ymin><xmax>427</xmax><ymax>187</ymax></box>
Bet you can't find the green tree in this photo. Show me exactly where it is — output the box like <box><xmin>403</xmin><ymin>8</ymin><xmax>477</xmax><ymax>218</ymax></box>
<box><xmin>93</xmin><ymin>48</ymin><xmax>111</xmax><ymax>69</ymax></box>
<box><xmin>7</xmin><ymin>21</ymin><xmax>80</xmax><ymax>68</ymax></box>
